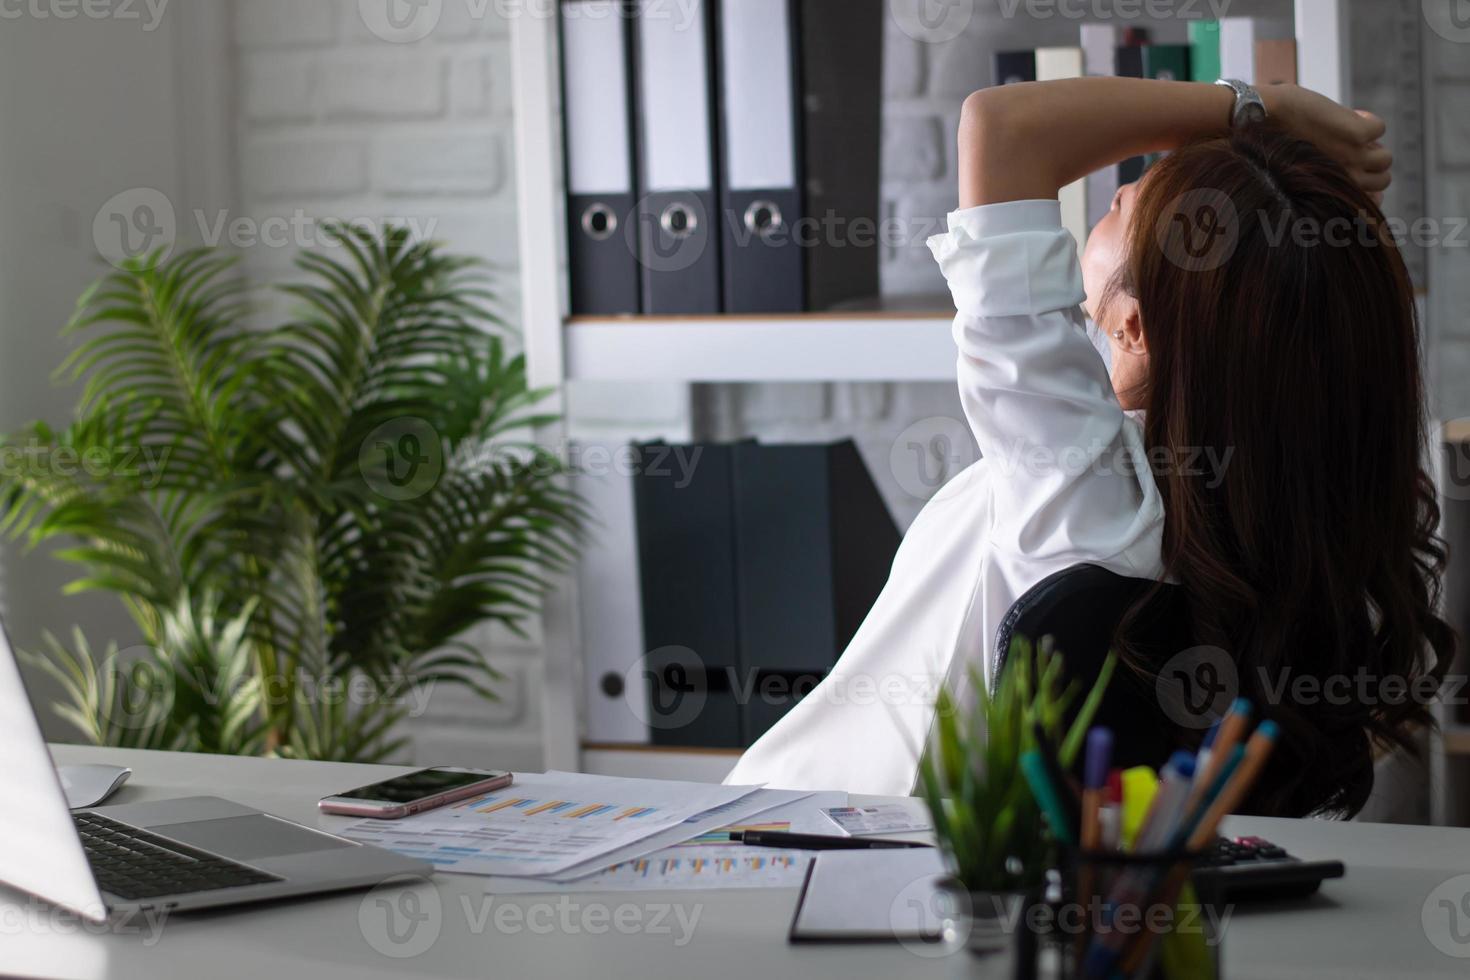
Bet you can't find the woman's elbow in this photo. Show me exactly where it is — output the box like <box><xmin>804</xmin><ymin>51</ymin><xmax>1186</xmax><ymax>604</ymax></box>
<box><xmin>957</xmin><ymin>85</ymin><xmax>1050</xmax><ymax>207</ymax></box>
<box><xmin>959</xmin><ymin>87</ymin><xmax>1024</xmax><ymax>154</ymax></box>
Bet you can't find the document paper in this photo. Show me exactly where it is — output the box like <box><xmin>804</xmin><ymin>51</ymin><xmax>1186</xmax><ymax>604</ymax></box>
<box><xmin>341</xmin><ymin>772</ymin><xmax>756</xmax><ymax>877</ymax></box>
<box><xmin>539</xmin><ymin>787</ymin><xmax>817</xmax><ymax>882</ymax></box>
<box><xmin>485</xmin><ymin>791</ymin><xmax>848</xmax><ymax>894</ymax></box>
<box><xmin>821</xmin><ymin>803</ymin><xmax>932</xmax><ymax>836</ymax></box>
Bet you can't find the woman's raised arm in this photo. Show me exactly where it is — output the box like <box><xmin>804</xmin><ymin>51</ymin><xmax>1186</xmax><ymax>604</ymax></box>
<box><xmin>957</xmin><ymin>78</ymin><xmax>1391</xmax><ymax>209</ymax></box>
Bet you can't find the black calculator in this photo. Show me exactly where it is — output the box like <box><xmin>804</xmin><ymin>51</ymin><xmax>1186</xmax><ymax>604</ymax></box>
<box><xmin>1192</xmin><ymin>835</ymin><xmax>1345</xmax><ymax>901</ymax></box>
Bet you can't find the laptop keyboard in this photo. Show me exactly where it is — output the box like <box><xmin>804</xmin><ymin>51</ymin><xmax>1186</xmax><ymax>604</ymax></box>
<box><xmin>75</xmin><ymin>812</ymin><xmax>282</xmax><ymax>900</ymax></box>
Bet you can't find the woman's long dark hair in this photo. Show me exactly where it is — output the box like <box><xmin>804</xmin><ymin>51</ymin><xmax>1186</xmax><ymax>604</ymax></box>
<box><xmin>1112</xmin><ymin>122</ymin><xmax>1455</xmax><ymax>818</ymax></box>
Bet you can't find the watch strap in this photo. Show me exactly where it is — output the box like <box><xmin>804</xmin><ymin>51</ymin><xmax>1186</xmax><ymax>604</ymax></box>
<box><xmin>1215</xmin><ymin>78</ymin><xmax>1267</xmax><ymax>128</ymax></box>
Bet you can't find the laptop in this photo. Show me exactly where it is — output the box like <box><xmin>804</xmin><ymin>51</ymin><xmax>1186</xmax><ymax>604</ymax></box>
<box><xmin>0</xmin><ymin>619</ymin><xmax>431</xmax><ymax>921</ymax></box>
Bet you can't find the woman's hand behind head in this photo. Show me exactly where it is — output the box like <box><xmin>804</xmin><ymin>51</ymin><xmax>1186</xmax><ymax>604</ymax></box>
<box><xmin>1264</xmin><ymin>84</ymin><xmax>1394</xmax><ymax>202</ymax></box>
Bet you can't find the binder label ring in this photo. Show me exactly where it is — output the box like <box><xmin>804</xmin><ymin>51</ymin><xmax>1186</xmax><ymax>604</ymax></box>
<box><xmin>743</xmin><ymin>200</ymin><xmax>784</xmax><ymax>240</ymax></box>
<box><xmin>659</xmin><ymin>203</ymin><xmax>698</xmax><ymax>240</ymax></box>
<box><xmin>581</xmin><ymin>203</ymin><xmax>618</xmax><ymax>242</ymax></box>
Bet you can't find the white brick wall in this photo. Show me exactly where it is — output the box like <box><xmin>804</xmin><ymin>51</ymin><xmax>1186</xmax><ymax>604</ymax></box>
<box><xmin>242</xmin><ymin>137</ymin><xmax>371</xmax><ymax>199</ymax></box>
<box><xmin>319</xmin><ymin>55</ymin><xmax>448</xmax><ymax>119</ymax></box>
<box><xmin>374</xmin><ymin>131</ymin><xmax>504</xmax><ymax>194</ymax></box>
<box><xmin>234</xmin><ymin>0</ymin><xmax>335</xmax><ymax>47</ymax></box>
<box><xmin>231</xmin><ymin>0</ymin><xmax>516</xmax><ymax>277</ymax></box>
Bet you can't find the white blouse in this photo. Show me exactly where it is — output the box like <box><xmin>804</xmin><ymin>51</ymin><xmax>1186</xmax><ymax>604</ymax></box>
<box><xmin>725</xmin><ymin>199</ymin><xmax>1167</xmax><ymax>796</ymax></box>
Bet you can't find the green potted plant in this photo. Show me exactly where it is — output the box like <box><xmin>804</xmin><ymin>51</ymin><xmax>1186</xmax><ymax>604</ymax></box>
<box><xmin>917</xmin><ymin>637</ymin><xmax>1115</xmax><ymax>952</ymax></box>
<box><xmin>3</xmin><ymin>227</ymin><xmax>582</xmax><ymax>761</ymax></box>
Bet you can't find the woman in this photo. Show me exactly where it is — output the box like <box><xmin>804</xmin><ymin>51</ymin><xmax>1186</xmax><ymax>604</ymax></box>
<box><xmin>726</xmin><ymin>76</ymin><xmax>1453</xmax><ymax>818</ymax></box>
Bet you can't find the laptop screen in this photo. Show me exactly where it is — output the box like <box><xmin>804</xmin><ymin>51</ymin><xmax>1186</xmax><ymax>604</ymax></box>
<box><xmin>0</xmin><ymin>623</ymin><xmax>107</xmax><ymax>920</ymax></box>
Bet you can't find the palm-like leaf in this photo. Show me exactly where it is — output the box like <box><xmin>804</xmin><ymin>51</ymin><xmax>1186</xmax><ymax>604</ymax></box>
<box><xmin>21</xmin><ymin>630</ymin><xmax>191</xmax><ymax>752</ymax></box>
<box><xmin>5</xmin><ymin>230</ymin><xmax>580</xmax><ymax>760</ymax></box>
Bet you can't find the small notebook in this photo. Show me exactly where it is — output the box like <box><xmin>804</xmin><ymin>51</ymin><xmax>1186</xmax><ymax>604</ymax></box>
<box><xmin>788</xmin><ymin>848</ymin><xmax>950</xmax><ymax>943</ymax></box>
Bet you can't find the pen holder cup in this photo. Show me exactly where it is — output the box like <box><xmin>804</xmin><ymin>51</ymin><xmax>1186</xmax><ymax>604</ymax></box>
<box><xmin>1015</xmin><ymin>848</ymin><xmax>1224</xmax><ymax>980</ymax></box>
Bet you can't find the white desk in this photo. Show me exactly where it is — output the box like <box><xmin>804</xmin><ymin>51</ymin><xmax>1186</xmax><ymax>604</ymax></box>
<box><xmin>6</xmin><ymin>746</ymin><xmax>1470</xmax><ymax>980</ymax></box>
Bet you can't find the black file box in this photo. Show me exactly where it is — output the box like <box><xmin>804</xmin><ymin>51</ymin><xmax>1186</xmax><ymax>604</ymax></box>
<box><xmin>992</xmin><ymin>50</ymin><xmax>1037</xmax><ymax>86</ymax></box>
<box><xmin>632</xmin><ymin>439</ymin><xmax>900</xmax><ymax>747</ymax></box>
<box><xmin>797</xmin><ymin>0</ymin><xmax>882</xmax><ymax>311</ymax></box>
<box><xmin>629</xmin><ymin>0</ymin><xmax>723</xmax><ymax>315</ymax></box>
<box><xmin>559</xmin><ymin>0</ymin><xmax>641</xmax><ymax>315</ymax></box>
<box><xmin>632</xmin><ymin>442</ymin><xmax>743</xmax><ymax>747</ymax></box>
<box><xmin>712</xmin><ymin>0</ymin><xmax>805</xmax><ymax>314</ymax></box>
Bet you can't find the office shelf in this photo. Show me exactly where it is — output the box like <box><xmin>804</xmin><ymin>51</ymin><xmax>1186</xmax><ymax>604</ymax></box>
<box><xmin>581</xmin><ymin>744</ymin><xmax>741</xmax><ymax>783</ymax></box>
<box><xmin>563</xmin><ymin>308</ymin><xmax>956</xmax><ymax>383</ymax></box>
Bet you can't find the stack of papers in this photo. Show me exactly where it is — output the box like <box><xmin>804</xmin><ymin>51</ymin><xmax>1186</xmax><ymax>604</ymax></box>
<box><xmin>338</xmin><ymin>771</ymin><xmax>848</xmax><ymax>893</ymax></box>
<box><xmin>486</xmin><ymin>790</ymin><xmax>847</xmax><ymax>894</ymax></box>
<box><xmin>341</xmin><ymin>771</ymin><xmax>758</xmax><ymax>877</ymax></box>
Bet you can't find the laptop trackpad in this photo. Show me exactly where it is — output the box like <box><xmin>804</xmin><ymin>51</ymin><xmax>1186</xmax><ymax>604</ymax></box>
<box><xmin>158</xmin><ymin>814</ymin><xmax>356</xmax><ymax>861</ymax></box>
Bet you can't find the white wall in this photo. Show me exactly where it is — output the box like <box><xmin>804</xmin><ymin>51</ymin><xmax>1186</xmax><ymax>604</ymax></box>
<box><xmin>231</xmin><ymin>0</ymin><xmax>520</xmax><ymax>303</ymax></box>
<box><xmin>0</xmin><ymin>1</ymin><xmax>233</xmax><ymax>738</ymax></box>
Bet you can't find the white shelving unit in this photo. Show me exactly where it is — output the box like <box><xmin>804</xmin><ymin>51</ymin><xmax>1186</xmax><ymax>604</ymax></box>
<box><xmin>508</xmin><ymin>1</ymin><xmax>1356</xmax><ymax>776</ymax></box>
<box><xmin>563</xmin><ymin>312</ymin><xmax>957</xmax><ymax>383</ymax></box>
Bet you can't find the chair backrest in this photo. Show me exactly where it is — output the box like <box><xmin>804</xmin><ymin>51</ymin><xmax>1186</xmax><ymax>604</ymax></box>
<box><xmin>993</xmin><ymin>563</ymin><xmax>1197</xmax><ymax>776</ymax></box>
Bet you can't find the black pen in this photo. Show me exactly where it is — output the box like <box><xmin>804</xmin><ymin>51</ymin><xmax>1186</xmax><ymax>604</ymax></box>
<box><xmin>729</xmin><ymin>830</ymin><xmax>932</xmax><ymax>850</ymax></box>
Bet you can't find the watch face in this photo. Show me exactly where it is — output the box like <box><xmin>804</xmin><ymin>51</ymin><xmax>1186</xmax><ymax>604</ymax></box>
<box><xmin>1217</xmin><ymin>79</ymin><xmax>1266</xmax><ymax>128</ymax></box>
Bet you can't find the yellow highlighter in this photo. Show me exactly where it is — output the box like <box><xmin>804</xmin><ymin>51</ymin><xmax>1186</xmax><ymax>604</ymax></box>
<box><xmin>1120</xmin><ymin>765</ymin><xmax>1159</xmax><ymax>850</ymax></box>
<box><xmin>1160</xmin><ymin>881</ymin><xmax>1217</xmax><ymax>980</ymax></box>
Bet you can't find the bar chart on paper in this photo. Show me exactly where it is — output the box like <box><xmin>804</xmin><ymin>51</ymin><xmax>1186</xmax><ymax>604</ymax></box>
<box><xmin>341</xmin><ymin>773</ymin><xmax>752</xmax><ymax>877</ymax></box>
<box><xmin>468</xmin><ymin>795</ymin><xmax>661</xmax><ymax>821</ymax></box>
<box><xmin>483</xmin><ymin>792</ymin><xmax>853</xmax><ymax>894</ymax></box>
<box><xmin>586</xmin><ymin>820</ymin><xmax>814</xmax><ymax>890</ymax></box>
<box><xmin>485</xmin><ymin>820</ymin><xmax>818</xmax><ymax>894</ymax></box>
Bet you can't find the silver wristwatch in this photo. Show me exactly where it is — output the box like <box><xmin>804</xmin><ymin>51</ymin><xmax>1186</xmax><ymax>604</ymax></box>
<box><xmin>1215</xmin><ymin>78</ymin><xmax>1267</xmax><ymax>128</ymax></box>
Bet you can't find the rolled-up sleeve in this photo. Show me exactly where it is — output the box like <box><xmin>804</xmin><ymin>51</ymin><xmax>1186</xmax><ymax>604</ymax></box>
<box><xmin>927</xmin><ymin>200</ymin><xmax>1162</xmax><ymax>565</ymax></box>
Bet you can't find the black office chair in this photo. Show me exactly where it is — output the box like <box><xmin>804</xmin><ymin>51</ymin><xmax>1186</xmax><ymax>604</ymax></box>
<box><xmin>993</xmin><ymin>563</ymin><xmax>1198</xmax><ymax>776</ymax></box>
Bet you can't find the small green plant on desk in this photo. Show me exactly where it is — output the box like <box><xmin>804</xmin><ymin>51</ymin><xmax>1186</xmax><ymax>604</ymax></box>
<box><xmin>918</xmin><ymin>637</ymin><xmax>1115</xmax><ymax>894</ymax></box>
<box><xmin>2</xmin><ymin>228</ymin><xmax>583</xmax><ymax>762</ymax></box>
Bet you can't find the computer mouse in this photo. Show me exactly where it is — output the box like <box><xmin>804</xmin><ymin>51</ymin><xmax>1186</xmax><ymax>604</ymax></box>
<box><xmin>58</xmin><ymin>764</ymin><xmax>132</xmax><ymax>809</ymax></box>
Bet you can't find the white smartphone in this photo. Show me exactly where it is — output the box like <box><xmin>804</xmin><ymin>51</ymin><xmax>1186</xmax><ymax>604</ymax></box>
<box><xmin>317</xmin><ymin>766</ymin><xmax>513</xmax><ymax>818</ymax></box>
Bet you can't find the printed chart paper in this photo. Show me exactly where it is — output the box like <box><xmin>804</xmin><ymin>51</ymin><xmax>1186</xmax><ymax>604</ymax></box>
<box><xmin>341</xmin><ymin>772</ymin><xmax>755</xmax><ymax>877</ymax></box>
<box><xmin>543</xmin><ymin>787</ymin><xmax>815</xmax><ymax>882</ymax></box>
<box><xmin>821</xmin><ymin>803</ymin><xmax>932</xmax><ymax>837</ymax></box>
<box><xmin>485</xmin><ymin>791</ymin><xmax>848</xmax><ymax>894</ymax></box>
